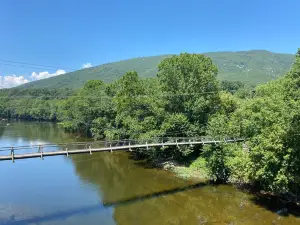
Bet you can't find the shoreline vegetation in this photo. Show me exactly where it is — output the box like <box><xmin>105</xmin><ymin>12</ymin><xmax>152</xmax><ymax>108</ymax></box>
<box><xmin>160</xmin><ymin>160</ymin><xmax>300</xmax><ymax>208</ymax></box>
<box><xmin>1</xmin><ymin>50</ymin><xmax>300</xmax><ymax>204</ymax></box>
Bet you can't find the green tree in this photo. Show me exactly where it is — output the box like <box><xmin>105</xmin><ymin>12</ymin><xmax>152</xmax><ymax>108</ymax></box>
<box><xmin>204</xmin><ymin>48</ymin><xmax>300</xmax><ymax>194</ymax></box>
<box><xmin>58</xmin><ymin>80</ymin><xmax>115</xmax><ymax>138</ymax></box>
<box><xmin>158</xmin><ymin>53</ymin><xmax>220</xmax><ymax>133</ymax></box>
<box><xmin>109</xmin><ymin>72</ymin><xmax>165</xmax><ymax>140</ymax></box>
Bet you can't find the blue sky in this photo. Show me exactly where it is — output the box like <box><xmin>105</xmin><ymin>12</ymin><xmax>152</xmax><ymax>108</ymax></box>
<box><xmin>0</xmin><ymin>0</ymin><xmax>299</xmax><ymax>88</ymax></box>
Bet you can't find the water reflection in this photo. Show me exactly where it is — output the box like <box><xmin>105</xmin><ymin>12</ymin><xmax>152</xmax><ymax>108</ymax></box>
<box><xmin>0</xmin><ymin>125</ymin><xmax>5</xmax><ymax>137</ymax></box>
<box><xmin>1</xmin><ymin>183</ymin><xmax>207</xmax><ymax>225</ymax></box>
<box><xmin>1</xmin><ymin>204</ymin><xmax>111</xmax><ymax>225</ymax></box>
<box><xmin>0</xmin><ymin>121</ymin><xmax>74</xmax><ymax>145</ymax></box>
<box><xmin>71</xmin><ymin>153</ymin><xmax>300</xmax><ymax>225</ymax></box>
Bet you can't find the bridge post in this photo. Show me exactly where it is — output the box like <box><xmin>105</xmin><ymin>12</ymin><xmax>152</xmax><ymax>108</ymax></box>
<box><xmin>189</xmin><ymin>139</ymin><xmax>194</xmax><ymax>147</ymax></box>
<box><xmin>40</xmin><ymin>145</ymin><xmax>44</xmax><ymax>160</ymax></box>
<box><xmin>201</xmin><ymin>138</ymin><xmax>205</xmax><ymax>145</ymax></box>
<box><xmin>11</xmin><ymin>147</ymin><xmax>14</xmax><ymax>163</ymax></box>
<box><xmin>146</xmin><ymin>142</ymin><xmax>149</xmax><ymax>150</ymax></box>
<box><xmin>176</xmin><ymin>139</ymin><xmax>178</xmax><ymax>147</ymax></box>
<box><xmin>89</xmin><ymin>145</ymin><xmax>92</xmax><ymax>155</ymax></box>
<box><xmin>129</xmin><ymin>142</ymin><xmax>132</xmax><ymax>152</ymax></box>
<box><xmin>110</xmin><ymin>144</ymin><xmax>112</xmax><ymax>153</ymax></box>
<box><xmin>66</xmin><ymin>147</ymin><xmax>69</xmax><ymax>157</ymax></box>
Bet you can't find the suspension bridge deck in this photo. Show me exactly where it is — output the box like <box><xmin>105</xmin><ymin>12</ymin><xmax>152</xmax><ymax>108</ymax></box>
<box><xmin>0</xmin><ymin>137</ymin><xmax>244</xmax><ymax>162</ymax></box>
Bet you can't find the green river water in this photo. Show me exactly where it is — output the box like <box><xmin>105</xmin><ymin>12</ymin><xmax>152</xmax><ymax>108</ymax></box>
<box><xmin>0</xmin><ymin>121</ymin><xmax>299</xmax><ymax>225</ymax></box>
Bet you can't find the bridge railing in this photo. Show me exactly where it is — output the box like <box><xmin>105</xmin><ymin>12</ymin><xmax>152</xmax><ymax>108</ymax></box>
<box><xmin>0</xmin><ymin>136</ymin><xmax>243</xmax><ymax>151</ymax></box>
<box><xmin>98</xmin><ymin>136</ymin><xmax>243</xmax><ymax>147</ymax></box>
<box><xmin>0</xmin><ymin>136</ymin><xmax>245</xmax><ymax>160</ymax></box>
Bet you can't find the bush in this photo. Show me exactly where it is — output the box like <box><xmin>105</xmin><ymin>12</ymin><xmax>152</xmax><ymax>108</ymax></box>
<box><xmin>203</xmin><ymin>144</ymin><xmax>231</xmax><ymax>182</ymax></box>
<box><xmin>225</xmin><ymin>145</ymin><xmax>251</xmax><ymax>185</ymax></box>
<box><xmin>190</xmin><ymin>156</ymin><xmax>207</xmax><ymax>171</ymax></box>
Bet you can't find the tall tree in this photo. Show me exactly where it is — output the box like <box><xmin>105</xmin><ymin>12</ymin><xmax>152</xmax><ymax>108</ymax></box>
<box><xmin>157</xmin><ymin>53</ymin><xmax>220</xmax><ymax>133</ymax></box>
<box><xmin>110</xmin><ymin>72</ymin><xmax>165</xmax><ymax>140</ymax></box>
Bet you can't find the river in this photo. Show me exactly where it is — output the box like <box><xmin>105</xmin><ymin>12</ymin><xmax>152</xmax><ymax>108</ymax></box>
<box><xmin>0</xmin><ymin>121</ymin><xmax>299</xmax><ymax>225</ymax></box>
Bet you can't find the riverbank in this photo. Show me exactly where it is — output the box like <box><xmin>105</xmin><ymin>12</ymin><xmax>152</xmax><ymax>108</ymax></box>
<box><xmin>150</xmin><ymin>156</ymin><xmax>209</xmax><ymax>181</ymax></box>
<box><xmin>159</xmin><ymin>159</ymin><xmax>300</xmax><ymax>210</ymax></box>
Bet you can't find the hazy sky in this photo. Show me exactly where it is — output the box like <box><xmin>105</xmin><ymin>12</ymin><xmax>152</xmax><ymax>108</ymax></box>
<box><xmin>0</xmin><ymin>0</ymin><xmax>299</xmax><ymax>88</ymax></box>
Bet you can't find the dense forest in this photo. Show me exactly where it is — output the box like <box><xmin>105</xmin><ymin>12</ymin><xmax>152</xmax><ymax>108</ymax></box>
<box><xmin>0</xmin><ymin>88</ymin><xmax>74</xmax><ymax>120</ymax></box>
<box><xmin>1</xmin><ymin>49</ymin><xmax>300</xmax><ymax>198</ymax></box>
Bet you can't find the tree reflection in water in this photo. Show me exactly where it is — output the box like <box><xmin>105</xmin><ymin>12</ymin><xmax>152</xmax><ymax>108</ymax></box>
<box><xmin>71</xmin><ymin>152</ymin><xmax>300</xmax><ymax>225</ymax></box>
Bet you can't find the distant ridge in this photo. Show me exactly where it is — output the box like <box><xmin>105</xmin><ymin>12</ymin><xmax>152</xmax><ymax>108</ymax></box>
<box><xmin>18</xmin><ymin>50</ymin><xmax>295</xmax><ymax>89</ymax></box>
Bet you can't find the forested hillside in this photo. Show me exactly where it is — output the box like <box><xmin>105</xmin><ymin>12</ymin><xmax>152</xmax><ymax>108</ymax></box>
<box><xmin>18</xmin><ymin>50</ymin><xmax>294</xmax><ymax>89</ymax></box>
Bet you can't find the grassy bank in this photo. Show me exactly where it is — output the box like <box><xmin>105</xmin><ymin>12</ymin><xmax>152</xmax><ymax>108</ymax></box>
<box><xmin>159</xmin><ymin>157</ymin><xmax>209</xmax><ymax>181</ymax></box>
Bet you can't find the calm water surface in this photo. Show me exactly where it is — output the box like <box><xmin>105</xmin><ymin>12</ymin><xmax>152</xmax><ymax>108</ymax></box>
<box><xmin>0</xmin><ymin>121</ymin><xmax>299</xmax><ymax>225</ymax></box>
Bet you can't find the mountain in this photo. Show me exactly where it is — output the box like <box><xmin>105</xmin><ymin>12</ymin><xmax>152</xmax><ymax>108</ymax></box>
<box><xmin>19</xmin><ymin>50</ymin><xmax>295</xmax><ymax>89</ymax></box>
